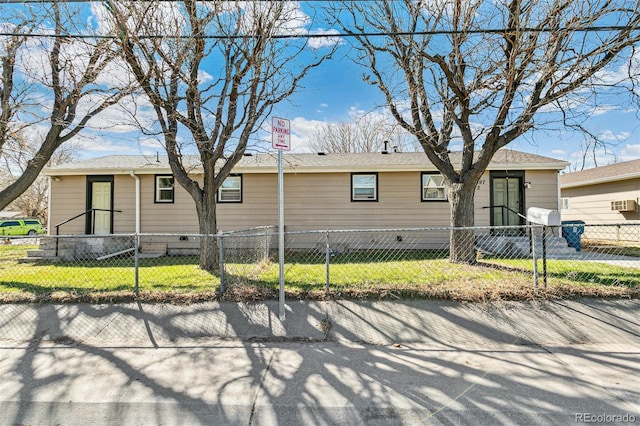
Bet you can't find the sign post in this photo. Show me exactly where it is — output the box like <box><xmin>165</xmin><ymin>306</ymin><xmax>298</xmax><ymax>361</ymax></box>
<box><xmin>272</xmin><ymin>117</ymin><xmax>290</xmax><ymax>321</ymax></box>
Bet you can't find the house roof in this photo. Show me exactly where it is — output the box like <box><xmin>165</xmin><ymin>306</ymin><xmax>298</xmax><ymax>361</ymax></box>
<box><xmin>44</xmin><ymin>149</ymin><xmax>568</xmax><ymax>176</ymax></box>
<box><xmin>560</xmin><ymin>158</ymin><xmax>640</xmax><ymax>189</ymax></box>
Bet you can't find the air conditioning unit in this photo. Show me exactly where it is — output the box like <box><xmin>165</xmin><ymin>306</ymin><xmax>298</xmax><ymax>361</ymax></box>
<box><xmin>610</xmin><ymin>200</ymin><xmax>636</xmax><ymax>212</ymax></box>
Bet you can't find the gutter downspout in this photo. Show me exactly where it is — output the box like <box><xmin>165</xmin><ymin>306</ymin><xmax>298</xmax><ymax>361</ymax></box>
<box><xmin>47</xmin><ymin>176</ymin><xmax>53</xmax><ymax>233</ymax></box>
<box><xmin>557</xmin><ymin>171</ymin><xmax>562</xmax><ymax>214</ymax></box>
<box><xmin>129</xmin><ymin>171</ymin><xmax>140</xmax><ymax>234</ymax></box>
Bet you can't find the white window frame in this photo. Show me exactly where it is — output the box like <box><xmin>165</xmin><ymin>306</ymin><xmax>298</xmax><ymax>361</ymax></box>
<box><xmin>352</xmin><ymin>173</ymin><xmax>378</xmax><ymax>201</ymax></box>
<box><xmin>560</xmin><ymin>197</ymin><xmax>570</xmax><ymax>211</ymax></box>
<box><xmin>422</xmin><ymin>173</ymin><xmax>447</xmax><ymax>201</ymax></box>
<box><xmin>155</xmin><ymin>175</ymin><xmax>174</xmax><ymax>203</ymax></box>
<box><xmin>218</xmin><ymin>175</ymin><xmax>242</xmax><ymax>203</ymax></box>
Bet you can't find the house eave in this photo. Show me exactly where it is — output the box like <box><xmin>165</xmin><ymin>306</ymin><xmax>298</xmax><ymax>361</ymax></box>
<box><xmin>44</xmin><ymin>161</ymin><xmax>568</xmax><ymax>176</ymax></box>
<box><xmin>560</xmin><ymin>172</ymin><xmax>640</xmax><ymax>189</ymax></box>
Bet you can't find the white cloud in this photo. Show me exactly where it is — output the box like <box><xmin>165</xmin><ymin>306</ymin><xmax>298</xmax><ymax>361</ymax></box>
<box><xmin>591</xmin><ymin>104</ymin><xmax>620</xmax><ymax>116</ymax></box>
<box><xmin>551</xmin><ymin>149</ymin><xmax>567</xmax><ymax>155</ymax></box>
<box><xmin>307</xmin><ymin>28</ymin><xmax>342</xmax><ymax>49</ymax></box>
<box><xmin>289</xmin><ymin>117</ymin><xmax>326</xmax><ymax>152</ymax></box>
<box><xmin>599</xmin><ymin>130</ymin><xmax>631</xmax><ymax>142</ymax></box>
<box><xmin>619</xmin><ymin>144</ymin><xmax>640</xmax><ymax>161</ymax></box>
<box><xmin>74</xmin><ymin>134</ymin><xmax>140</xmax><ymax>156</ymax></box>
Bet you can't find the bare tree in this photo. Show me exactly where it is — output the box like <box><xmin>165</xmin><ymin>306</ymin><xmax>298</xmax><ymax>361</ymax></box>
<box><xmin>311</xmin><ymin>111</ymin><xmax>418</xmax><ymax>153</ymax></box>
<box><xmin>106</xmin><ymin>1</ymin><xmax>334</xmax><ymax>270</ymax></box>
<box><xmin>0</xmin><ymin>131</ymin><xmax>77</xmax><ymax>223</ymax></box>
<box><xmin>0</xmin><ymin>2</ymin><xmax>131</xmax><ymax>212</ymax></box>
<box><xmin>328</xmin><ymin>0</ymin><xmax>640</xmax><ymax>263</ymax></box>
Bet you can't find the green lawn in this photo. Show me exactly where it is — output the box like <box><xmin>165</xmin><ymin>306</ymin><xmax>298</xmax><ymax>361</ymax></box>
<box><xmin>0</xmin><ymin>245</ymin><xmax>637</xmax><ymax>302</ymax></box>
<box><xmin>0</xmin><ymin>247</ymin><xmax>218</xmax><ymax>295</ymax></box>
<box><xmin>486</xmin><ymin>258</ymin><xmax>640</xmax><ymax>288</ymax></box>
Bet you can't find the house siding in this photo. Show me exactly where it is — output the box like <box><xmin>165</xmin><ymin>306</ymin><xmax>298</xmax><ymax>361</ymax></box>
<box><xmin>49</xmin><ymin>176</ymin><xmax>87</xmax><ymax>235</ymax></box>
<box><xmin>524</xmin><ymin>170</ymin><xmax>561</xmax><ymax>212</ymax></box>
<box><xmin>561</xmin><ymin>178</ymin><xmax>640</xmax><ymax>224</ymax></box>
<box><xmin>50</xmin><ymin>169</ymin><xmax>561</xmax><ymax>236</ymax></box>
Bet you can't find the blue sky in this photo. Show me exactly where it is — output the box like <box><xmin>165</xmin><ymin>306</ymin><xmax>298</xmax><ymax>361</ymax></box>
<box><xmin>5</xmin><ymin>1</ymin><xmax>640</xmax><ymax>172</ymax></box>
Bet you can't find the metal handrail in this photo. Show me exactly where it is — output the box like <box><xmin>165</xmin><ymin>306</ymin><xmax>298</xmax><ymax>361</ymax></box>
<box><xmin>482</xmin><ymin>205</ymin><xmax>528</xmax><ymax>222</ymax></box>
<box><xmin>54</xmin><ymin>208</ymin><xmax>122</xmax><ymax>256</ymax></box>
<box><xmin>54</xmin><ymin>208</ymin><xmax>122</xmax><ymax>235</ymax></box>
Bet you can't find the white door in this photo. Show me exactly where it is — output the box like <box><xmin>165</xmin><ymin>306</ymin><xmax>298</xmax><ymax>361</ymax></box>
<box><xmin>92</xmin><ymin>181</ymin><xmax>112</xmax><ymax>234</ymax></box>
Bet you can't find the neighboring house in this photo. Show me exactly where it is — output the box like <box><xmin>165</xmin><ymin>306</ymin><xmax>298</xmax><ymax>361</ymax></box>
<box><xmin>560</xmin><ymin>159</ymin><xmax>640</xmax><ymax>225</ymax></box>
<box><xmin>43</xmin><ymin>149</ymin><xmax>566</xmax><ymax>241</ymax></box>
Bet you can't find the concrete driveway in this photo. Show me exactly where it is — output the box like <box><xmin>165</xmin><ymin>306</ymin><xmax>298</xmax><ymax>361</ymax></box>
<box><xmin>0</xmin><ymin>299</ymin><xmax>638</xmax><ymax>425</ymax></box>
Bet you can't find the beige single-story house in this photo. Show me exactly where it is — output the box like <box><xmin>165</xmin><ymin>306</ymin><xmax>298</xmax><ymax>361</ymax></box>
<box><xmin>560</xmin><ymin>159</ymin><xmax>640</xmax><ymax>224</ymax></box>
<box><xmin>43</xmin><ymin>149</ymin><xmax>566</xmax><ymax>238</ymax></box>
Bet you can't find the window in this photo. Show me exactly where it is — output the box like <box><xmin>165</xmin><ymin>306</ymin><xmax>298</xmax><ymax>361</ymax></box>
<box><xmin>560</xmin><ymin>197</ymin><xmax>570</xmax><ymax>211</ymax></box>
<box><xmin>155</xmin><ymin>175</ymin><xmax>174</xmax><ymax>203</ymax></box>
<box><xmin>422</xmin><ymin>173</ymin><xmax>447</xmax><ymax>201</ymax></box>
<box><xmin>352</xmin><ymin>173</ymin><xmax>378</xmax><ymax>201</ymax></box>
<box><xmin>218</xmin><ymin>175</ymin><xmax>242</xmax><ymax>203</ymax></box>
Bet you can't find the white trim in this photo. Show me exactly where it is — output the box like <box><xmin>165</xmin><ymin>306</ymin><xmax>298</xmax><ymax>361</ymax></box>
<box><xmin>44</xmin><ymin>162</ymin><xmax>568</xmax><ymax>176</ymax></box>
<box><xmin>155</xmin><ymin>175</ymin><xmax>174</xmax><ymax>203</ymax></box>
<box><xmin>560</xmin><ymin>172</ymin><xmax>640</xmax><ymax>189</ymax></box>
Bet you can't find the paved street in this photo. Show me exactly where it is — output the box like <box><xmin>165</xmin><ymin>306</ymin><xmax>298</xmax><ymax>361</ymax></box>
<box><xmin>0</xmin><ymin>299</ymin><xmax>639</xmax><ymax>425</ymax></box>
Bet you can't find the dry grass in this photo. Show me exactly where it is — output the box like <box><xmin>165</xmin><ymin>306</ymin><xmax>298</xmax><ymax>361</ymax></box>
<box><xmin>1</xmin><ymin>245</ymin><xmax>637</xmax><ymax>304</ymax></box>
<box><xmin>1</xmin><ymin>278</ymin><xmax>635</xmax><ymax>305</ymax></box>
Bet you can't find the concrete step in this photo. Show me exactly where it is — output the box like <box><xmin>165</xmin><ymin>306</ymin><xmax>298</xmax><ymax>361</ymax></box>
<box><xmin>26</xmin><ymin>249</ymin><xmax>57</xmax><ymax>258</ymax></box>
<box><xmin>476</xmin><ymin>235</ymin><xmax>577</xmax><ymax>257</ymax></box>
<box><xmin>18</xmin><ymin>256</ymin><xmax>60</xmax><ymax>264</ymax></box>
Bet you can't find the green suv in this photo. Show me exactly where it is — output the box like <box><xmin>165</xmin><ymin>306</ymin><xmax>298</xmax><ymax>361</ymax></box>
<box><xmin>0</xmin><ymin>218</ymin><xmax>44</xmax><ymax>236</ymax></box>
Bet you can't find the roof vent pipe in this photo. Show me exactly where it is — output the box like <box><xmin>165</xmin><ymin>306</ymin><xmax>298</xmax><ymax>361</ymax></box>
<box><xmin>382</xmin><ymin>140</ymin><xmax>389</xmax><ymax>154</ymax></box>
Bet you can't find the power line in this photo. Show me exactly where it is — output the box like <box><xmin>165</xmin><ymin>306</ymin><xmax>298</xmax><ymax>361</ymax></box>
<box><xmin>0</xmin><ymin>25</ymin><xmax>638</xmax><ymax>40</ymax></box>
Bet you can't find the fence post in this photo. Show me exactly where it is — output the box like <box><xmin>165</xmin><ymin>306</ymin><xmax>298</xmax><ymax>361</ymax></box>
<box><xmin>218</xmin><ymin>234</ymin><xmax>225</xmax><ymax>293</ymax></box>
<box><xmin>531</xmin><ymin>227</ymin><xmax>539</xmax><ymax>291</ymax></box>
<box><xmin>542</xmin><ymin>226</ymin><xmax>548</xmax><ymax>288</ymax></box>
<box><xmin>325</xmin><ymin>231</ymin><xmax>330</xmax><ymax>295</ymax></box>
<box><xmin>134</xmin><ymin>233</ymin><xmax>139</xmax><ymax>296</ymax></box>
<box><xmin>263</xmin><ymin>227</ymin><xmax>269</xmax><ymax>262</ymax></box>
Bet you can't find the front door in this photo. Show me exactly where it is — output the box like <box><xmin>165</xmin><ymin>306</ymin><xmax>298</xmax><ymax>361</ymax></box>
<box><xmin>490</xmin><ymin>172</ymin><xmax>524</xmax><ymax>233</ymax></box>
<box><xmin>86</xmin><ymin>176</ymin><xmax>114</xmax><ymax>234</ymax></box>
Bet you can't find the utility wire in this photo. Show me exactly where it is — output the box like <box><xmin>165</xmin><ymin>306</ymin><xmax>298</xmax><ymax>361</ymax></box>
<box><xmin>0</xmin><ymin>25</ymin><xmax>638</xmax><ymax>40</ymax></box>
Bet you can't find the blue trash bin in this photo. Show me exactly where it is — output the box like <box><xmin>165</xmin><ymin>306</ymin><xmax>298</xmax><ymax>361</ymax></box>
<box><xmin>561</xmin><ymin>220</ymin><xmax>585</xmax><ymax>251</ymax></box>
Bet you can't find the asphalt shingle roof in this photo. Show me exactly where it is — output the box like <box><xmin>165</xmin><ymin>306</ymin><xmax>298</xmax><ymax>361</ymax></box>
<box><xmin>44</xmin><ymin>149</ymin><xmax>567</xmax><ymax>175</ymax></box>
<box><xmin>560</xmin><ymin>159</ymin><xmax>640</xmax><ymax>188</ymax></box>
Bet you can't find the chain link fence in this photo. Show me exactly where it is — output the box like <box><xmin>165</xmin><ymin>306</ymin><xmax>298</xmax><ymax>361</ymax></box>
<box><xmin>1</xmin><ymin>223</ymin><xmax>638</xmax><ymax>301</ymax></box>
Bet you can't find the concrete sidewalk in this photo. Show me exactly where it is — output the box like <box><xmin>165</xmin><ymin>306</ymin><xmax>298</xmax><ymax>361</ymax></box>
<box><xmin>0</xmin><ymin>299</ymin><xmax>639</xmax><ymax>425</ymax></box>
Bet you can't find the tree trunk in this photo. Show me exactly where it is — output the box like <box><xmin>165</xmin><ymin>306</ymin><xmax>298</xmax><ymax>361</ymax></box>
<box><xmin>197</xmin><ymin>190</ymin><xmax>218</xmax><ymax>271</ymax></box>
<box><xmin>448</xmin><ymin>182</ymin><xmax>477</xmax><ymax>264</ymax></box>
<box><xmin>197</xmin><ymin>172</ymin><xmax>218</xmax><ymax>271</ymax></box>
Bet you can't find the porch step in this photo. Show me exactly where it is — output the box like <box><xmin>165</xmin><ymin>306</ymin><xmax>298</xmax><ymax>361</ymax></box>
<box><xmin>18</xmin><ymin>256</ymin><xmax>60</xmax><ymax>263</ymax></box>
<box><xmin>18</xmin><ymin>243</ymin><xmax>59</xmax><ymax>263</ymax></box>
<box><xmin>19</xmin><ymin>249</ymin><xmax>59</xmax><ymax>263</ymax></box>
<box><xmin>476</xmin><ymin>235</ymin><xmax>577</xmax><ymax>258</ymax></box>
<box><xmin>26</xmin><ymin>249</ymin><xmax>57</xmax><ymax>258</ymax></box>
